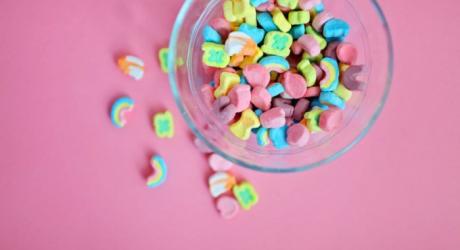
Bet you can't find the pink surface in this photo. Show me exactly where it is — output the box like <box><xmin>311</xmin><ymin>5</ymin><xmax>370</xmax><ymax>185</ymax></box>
<box><xmin>0</xmin><ymin>0</ymin><xmax>459</xmax><ymax>249</ymax></box>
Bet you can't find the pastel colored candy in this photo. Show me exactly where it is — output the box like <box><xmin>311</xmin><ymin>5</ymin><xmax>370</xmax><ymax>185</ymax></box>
<box><xmin>256</xmin><ymin>12</ymin><xmax>278</xmax><ymax>32</ymax></box>
<box><xmin>225</xmin><ymin>31</ymin><xmax>256</xmax><ymax>56</ymax></box>
<box><xmin>153</xmin><ymin>111</ymin><xmax>175</xmax><ymax>138</ymax></box>
<box><xmin>203</xmin><ymin>25</ymin><xmax>223</xmax><ymax>44</ymax></box>
<box><xmin>117</xmin><ymin>55</ymin><xmax>144</xmax><ymax>80</ymax></box>
<box><xmin>239</xmin><ymin>23</ymin><xmax>266</xmax><ymax>44</ymax></box>
<box><xmin>209</xmin><ymin>172</ymin><xmax>237</xmax><ymax>198</ymax></box>
<box><xmin>228</xmin><ymin>84</ymin><xmax>252</xmax><ymax>112</ymax></box>
<box><xmin>287</xmin><ymin>123</ymin><xmax>310</xmax><ymax>147</ymax></box>
<box><xmin>229</xmin><ymin>109</ymin><xmax>261</xmax><ymax>140</ymax></box>
<box><xmin>245</xmin><ymin>5</ymin><xmax>258</xmax><ymax>26</ymax></box>
<box><xmin>223</xmin><ymin>0</ymin><xmax>250</xmax><ymax>22</ymax></box>
<box><xmin>209</xmin><ymin>153</ymin><xmax>234</xmax><ymax>171</ymax></box>
<box><xmin>304</xmin><ymin>86</ymin><xmax>321</xmax><ymax>97</ymax></box>
<box><xmin>304</xmin><ymin>107</ymin><xmax>323</xmax><ymax>133</ymax></box>
<box><xmin>324</xmin><ymin>41</ymin><xmax>340</xmax><ymax>59</ymax></box>
<box><xmin>256</xmin><ymin>127</ymin><xmax>270</xmax><ymax>146</ymax></box>
<box><xmin>272</xmin><ymin>8</ymin><xmax>292</xmax><ymax>32</ymax></box>
<box><xmin>233</xmin><ymin>182</ymin><xmax>259</xmax><ymax>211</ymax></box>
<box><xmin>276</xmin><ymin>0</ymin><xmax>298</xmax><ymax>9</ymax></box>
<box><xmin>111</xmin><ymin>97</ymin><xmax>134</xmax><ymax>128</ymax></box>
<box><xmin>289</xmin><ymin>24</ymin><xmax>305</xmax><ymax>40</ymax></box>
<box><xmin>319</xmin><ymin>108</ymin><xmax>343</xmax><ymax>131</ymax></box>
<box><xmin>267</xmin><ymin>82</ymin><xmax>285</xmax><ymax>97</ymax></box>
<box><xmin>298</xmin><ymin>0</ymin><xmax>321</xmax><ymax>10</ymax></box>
<box><xmin>323</xmin><ymin>18</ymin><xmax>350</xmax><ymax>40</ymax></box>
<box><xmin>258</xmin><ymin>55</ymin><xmax>290</xmax><ymax>73</ymax></box>
<box><xmin>251</xmin><ymin>86</ymin><xmax>272</xmax><ymax>110</ymax></box>
<box><xmin>297</xmin><ymin>58</ymin><xmax>317</xmax><ymax>86</ymax></box>
<box><xmin>295</xmin><ymin>34</ymin><xmax>321</xmax><ymax>57</ymax></box>
<box><xmin>158</xmin><ymin>48</ymin><xmax>169</xmax><ymax>73</ymax></box>
<box><xmin>256</xmin><ymin>0</ymin><xmax>275</xmax><ymax>11</ymax></box>
<box><xmin>214</xmin><ymin>67</ymin><xmax>236</xmax><ymax>86</ymax></box>
<box><xmin>312</xmin><ymin>63</ymin><xmax>324</xmax><ymax>83</ymax></box>
<box><xmin>273</xmin><ymin>98</ymin><xmax>294</xmax><ymax>117</ymax></box>
<box><xmin>213</xmin><ymin>96</ymin><xmax>238</xmax><ymax>123</ymax></box>
<box><xmin>261</xmin><ymin>31</ymin><xmax>293</xmax><ymax>57</ymax></box>
<box><xmin>288</xmin><ymin>11</ymin><xmax>310</xmax><ymax>25</ymax></box>
<box><xmin>240</xmin><ymin>46</ymin><xmax>264</xmax><ymax>67</ymax></box>
<box><xmin>214</xmin><ymin>72</ymin><xmax>240</xmax><ymax>98</ymax></box>
<box><xmin>319</xmin><ymin>91</ymin><xmax>346</xmax><ymax>110</ymax></box>
<box><xmin>314</xmin><ymin>2</ymin><xmax>324</xmax><ymax>13</ymax></box>
<box><xmin>202</xmin><ymin>42</ymin><xmax>230</xmax><ymax>68</ymax></box>
<box><xmin>260</xmin><ymin>107</ymin><xmax>286</xmax><ymax>128</ymax></box>
<box><xmin>306</xmin><ymin>25</ymin><xmax>327</xmax><ymax>50</ymax></box>
<box><xmin>216</xmin><ymin>196</ymin><xmax>240</xmax><ymax>219</ymax></box>
<box><xmin>251</xmin><ymin>0</ymin><xmax>269</xmax><ymax>7</ymax></box>
<box><xmin>337</xmin><ymin>42</ymin><xmax>358</xmax><ymax>65</ymax></box>
<box><xmin>194</xmin><ymin>137</ymin><xmax>213</xmax><ymax>153</ymax></box>
<box><xmin>319</xmin><ymin>57</ymin><xmax>340</xmax><ymax>91</ymax></box>
<box><xmin>302</xmin><ymin>51</ymin><xmax>323</xmax><ymax>62</ymax></box>
<box><xmin>334</xmin><ymin>84</ymin><xmax>352</xmax><ymax>101</ymax></box>
<box><xmin>147</xmin><ymin>155</ymin><xmax>168</xmax><ymax>188</ymax></box>
<box><xmin>243</xmin><ymin>64</ymin><xmax>270</xmax><ymax>88</ymax></box>
<box><xmin>201</xmin><ymin>84</ymin><xmax>215</xmax><ymax>107</ymax></box>
<box><xmin>342</xmin><ymin>65</ymin><xmax>366</xmax><ymax>91</ymax></box>
<box><xmin>281</xmin><ymin>71</ymin><xmax>307</xmax><ymax>98</ymax></box>
<box><xmin>293</xmin><ymin>98</ymin><xmax>310</xmax><ymax>121</ymax></box>
<box><xmin>209</xmin><ymin>17</ymin><xmax>232</xmax><ymax>38</ymax></box>
<box><xmin>269</xmin><ymin>125</ymin><xmax>289</xmax><ymax>149</ymax></box>
<box><xmin>312</xmin><ymin>11</ymin><xmax>333</xmax><ymax>32</ymax></box>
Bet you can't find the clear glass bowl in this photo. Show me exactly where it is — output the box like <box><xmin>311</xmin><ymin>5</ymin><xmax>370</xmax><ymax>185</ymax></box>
<box><xmin>168</xmin><ymin>0</ymin><xmax>393</xmax><ymax>173</ymax></box>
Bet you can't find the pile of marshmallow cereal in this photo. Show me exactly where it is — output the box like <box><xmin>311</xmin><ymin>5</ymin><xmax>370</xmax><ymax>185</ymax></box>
<box><xmin>201</xmin><ymin>0</ymin><xmax>365</xmax><ymax>149</ymax></box>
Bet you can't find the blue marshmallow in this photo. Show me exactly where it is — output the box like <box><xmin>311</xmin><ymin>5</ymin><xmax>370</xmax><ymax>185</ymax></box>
<box><xmin>239</xmin><ymin>23</ymin><xmax>266</xmax><ymax>44</ymax></box>
<box><xmin>269</xmin><ymin>126</ymin><xmax>289</xmax><ymax>149</ymax></box>
<box><xmin>323</xmin><ymin>19</ymin><xmax>350</xmax><ymax>41</ymax></box>
<box><xmin>290</xmin><ymin>24</ymin><xmax>305</xmax><ymax>40</ymax></box>
<box><xmin>202</xmin><ymin>25</ymin><xmax>222</xmax><ymax>44</ymax></box>
<box><xmin>256</xmin><ymin>12</ymin><xmax>278</xmax><ymax>32</ymax></box>
<box><xmin>319</xmin><ymin>92</ymin><xmax>346</xmax><ymax>110</ymax></box>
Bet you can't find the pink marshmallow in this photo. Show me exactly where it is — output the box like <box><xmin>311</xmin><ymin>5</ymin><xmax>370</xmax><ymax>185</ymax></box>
<box><xmin>319</xmin><ymin>108</ymin><xmax>343</xmax><ymax>132</ymax></box>
<box><xmin>299</xmin><ymin>0</ymin><xmax>322</xmax><ymax>10</ymax></box>
<box><xmin>228</xmin><ymin>85</ymin><xmax>251</xmax><ymax>112</ymax></box>
<box><xmin>212</xmin><ymin>96</ymin><xmax>238</xmax><ymax>123</ymax></box>
<box><xmin>281</xmin><ymin>71</ymin><xmax>307</xmax><ymax>99</ymax></box>
<box><xmin>312</xmin><ymin>11</ymin><xmax>334</xmax><ymax>32</ymax></box>
<box><xmin>287</xmin><ymin>123</ymin><xmax>310</xmax><ymax>147</ymax></box>
<box><xmin>243</xmin><ymin>64</ymin><xmax>270</xmax><ymax>88</ymax></box>
<box><xmin>209</xmin><ymin>18</ymin><xmax>232</xmax><ymax>39</ymax></box>
<box><xmin>201</xmin><ymin>84</ymin><xmax>215</xmax><ymax>107</ymax></box>
<box><xmin>304</xmin><ymin>86</ymin><xmax>321</xmax><ymax>97</ymax></box>
<box><xmin>296</xmin><ymin>35</ymin><xmax>321</xmax><ymax>57</ymax></box>
<box><xmin>293</xmin><ymin>98</ymin><xmax>310</xmax><ymax>122</ymax></box>
<box><xmin>251</xmin><ymin>87</ymin><xmax>272</xmax><ymax>111</ymax></box>
<box><xmin>209</xmin><ymin>153</ymin><xmax>233</xmax><ymax>171</ymax></box>
<box><xmin>337</xmin><ymin>43</ymin><xmax>358</xmax><ymax>65</ymax></box>
<box><xmin>260</xmin><ymin>107</ymin><xmax>286</xmax><ymax>128</ymax></box>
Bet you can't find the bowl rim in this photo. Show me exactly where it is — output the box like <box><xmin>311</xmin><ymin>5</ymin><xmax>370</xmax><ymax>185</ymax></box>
<box><xmin>168</xmin><ymin>0</ymin><xmax>394</xmax><ymax>173</ymax></box>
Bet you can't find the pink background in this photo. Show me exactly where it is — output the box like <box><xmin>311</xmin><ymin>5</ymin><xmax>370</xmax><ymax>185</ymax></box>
<box><xmin>0</xmin><ymin>0</ymin><xmax>459</xmax><ymax>249</ymax></box>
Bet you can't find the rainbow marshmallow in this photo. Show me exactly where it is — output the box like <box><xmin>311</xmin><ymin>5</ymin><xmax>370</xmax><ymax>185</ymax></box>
<box><xmin>110</xmin><ymin>97</ymin><xmax>134</xmax><ymax>128</ymax></box>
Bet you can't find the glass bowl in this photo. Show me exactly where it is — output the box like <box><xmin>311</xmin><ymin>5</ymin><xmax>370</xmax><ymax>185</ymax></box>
<box><xmin>168</xmin><ymin>0</ymin><xmax>393</xmax><ymax>173</ymax></box>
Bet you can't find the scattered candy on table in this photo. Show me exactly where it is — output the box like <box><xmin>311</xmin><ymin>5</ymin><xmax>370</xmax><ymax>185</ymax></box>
<box><xmin>153</xmin><ymin>111</ymin><xmax>175</xmax><ymax>138</ymax></box>
<box><xmin>233</xmin><ymin>181</ymin><xmax>259</xmax><ymax>211</ymax></box>
<box><xmin>117</xmin><ymin>55</ymin><xmax>145</xmax><ymax>80</ymax></box>
<box><xmin>147</xmin><ymin>155</ymin><xmax>168</xmax><ymax>189</ymax></box>
<box><xmin>198</xmin><ymin>0</ymin><xmax>365</xmax><ymax>151</ymax></box>
<box><xmin>158</xmin><ymin>48</ymin><xmax>169</xmax><ymax>73</ymax></box>
<box><xmin>110</xmin><ymin>96</ymin><xmax>135</xmax><ymax>128</ymax></box>
<box><xmin>209</xmin><ymin>171</ymin><xmax>237</xmax><ymax>198</ymax></box>
<box><xmin>216</xmin><ymin>196</ymin><xmax>240</xmax><ymax>219</ymax></box>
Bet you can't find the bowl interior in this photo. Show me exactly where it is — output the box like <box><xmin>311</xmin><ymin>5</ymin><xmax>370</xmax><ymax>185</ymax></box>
<box><xmin>169</xmin><ymin>0</ymin><xmax>393</xmax><ymax>173</ymax></box>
